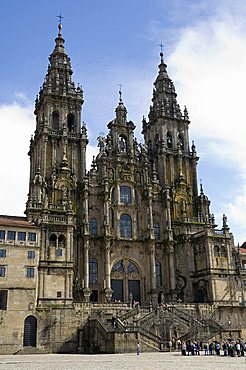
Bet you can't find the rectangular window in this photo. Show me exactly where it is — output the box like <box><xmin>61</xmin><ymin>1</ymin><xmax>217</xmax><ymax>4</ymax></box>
<box><xmin>0</xmin><ymin>290</ymin><xmax>7</xmax><ymax>310</ymax></box>
<box><xmin>7</xmin><ymin>231</ymin><xmax>16</xmax><ymax>241</ymax></box>
<box><xmin>154</xmin><ymin>224</ymin><xmax>160</xmax><ymax>240</ymax></box>
<box><xmin>89</xmin><ymin>219</ymin><xmax>97</xmax><ymax>236</ymax></box>
<box><xmin>0</xmin><ymin>250</ymin><xmax>6</xmax><ymax>258</ymax></box>
<box><xmin>57</xmin><ymin>291</ymin><xmax>62</xmax><ymax>298</ymax></box>
<box><xmin>0</xmin><ymin>230</ymin><xmax>5</xmax><ymax>240</ymax></box>
<box><xmin>0</xmin><ymin>267</ymin><xmax>6</xmax><ymax>277</ymax></box>
<box><xmin>26</xmin><ymin>267</ymin><xmax>34</xmax><ymax>278</ymax></box>
<box><xmin>28</xmin><ymin>251</ymin><xmax>35</xmax><ymax>259</ymax></box>
<box><xmin>57</xmin><ymin>248</ymin><xmax>63</xmax><ymax>257</ymax></box>
<box><xmin>243</xmin><ymin>261</ymin><xmax>246</xmax><ymax>270</ymax></box>
<box><xmin>18</xmin><ymin>232</ymin><xmax>26</xmax><ymax>241</ymax></box>
<box><xmin>120</xmin><ymin>186</ymin><xmax>132</xmax><ymax>204</ymax></box>
<box><xmin>28</xmin><ymin>232</ymin><xmax>36</xmax><ymax>242</ymax></box>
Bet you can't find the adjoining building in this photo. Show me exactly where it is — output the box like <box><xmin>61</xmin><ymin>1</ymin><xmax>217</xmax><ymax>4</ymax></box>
<box><xmin>1</xmin><ymin>23</ymin><xmax>246</xmax><ymax>354</ymax></box>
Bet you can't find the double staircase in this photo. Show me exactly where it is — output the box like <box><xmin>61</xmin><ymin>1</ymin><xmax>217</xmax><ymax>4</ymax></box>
<box><xmin>80</xmin><ymin>303</ymin><xmax>227</xmax><ymax>353</ymax></box>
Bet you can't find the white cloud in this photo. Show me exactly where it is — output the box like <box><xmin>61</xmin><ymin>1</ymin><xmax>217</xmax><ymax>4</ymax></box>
<box><xmin>164</xmin><ymin>8</ymin><xmax>246</xmax><ymax>242</ymax></box>
<box><xmin>0</xmin><ymin>102</ymin><xmax>34</xmax><ymax>215</ymax></box>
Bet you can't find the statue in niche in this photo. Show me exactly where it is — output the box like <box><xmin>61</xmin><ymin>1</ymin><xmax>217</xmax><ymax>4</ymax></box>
<box><xmin>33</xmin><ymin>168</ymin><xmax>44</xmax><ymax>203</ymax></box>
<box><xmin>61</xmin><ymin>185</ymin><xmax>68</xmax><ymax>205</ymax></box>
<box><xmin>118</xmin><ymin>136</ymin><xmax>126</xmax><ymax>152</ymax></box>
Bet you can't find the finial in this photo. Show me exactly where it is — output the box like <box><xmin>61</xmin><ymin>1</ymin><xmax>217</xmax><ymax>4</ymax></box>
<box><xmin>57</xmin><ymin>13</ymin><xmax>64</xmax><ymax>35</ymax></box>
<box><xmin>159</xmin><ymin>42</ymin><xmax>164</xmax><ymax>62</ymax></box>
<box><xmin>200</xmin><ymin>179</ymin><xmax>204</xmax><ymax>195</ymax></box>
<box><xmin>119</xmin><ymin>83</ymin><xmax>123</xmax><ymax>102</ymax></box>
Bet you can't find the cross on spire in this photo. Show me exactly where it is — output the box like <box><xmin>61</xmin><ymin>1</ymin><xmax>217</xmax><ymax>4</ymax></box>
<box><xmin>119</xmin><ymin>83</ymin><xmax>123</xmax><ymax>101</ymax></box>
<box><xmin>57</xmin><ymin>13</ymin><xmax>64</xmax><ymax>25</ymax></box>
<box><xmin>159</xmin><ymin>42</ymin><xmax>164</xmax><ymax>53</ymax></box>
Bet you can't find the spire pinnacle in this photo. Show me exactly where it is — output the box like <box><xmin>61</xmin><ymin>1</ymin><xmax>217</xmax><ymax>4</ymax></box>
<box><xmin>200</xmin><ymin>179</ymin><xmax>204</xmax><ymax>195</ymax></box>
<box><xmin>57</xmin><ymin>13</ymin><xmax>64</xmax><ymax>35</ymax></box>
<box><xmin>119</xmin><ymin>83</ymin><xmax>123</xmax><ymax>102</ymax></box>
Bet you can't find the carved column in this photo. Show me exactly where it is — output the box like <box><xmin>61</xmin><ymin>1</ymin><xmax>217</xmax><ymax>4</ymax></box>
<box><xmin>148</xmin><ymin>184</ymin><xmax>154</xmax><ymax>240</ymax></box>
<box><xmin>83</xmin><ymin>239</ymin><xmax>91</xmax><ymax>302</ymax></box>
<box><xmin>168</xmin><ymin>243</ymin><xmax>176</xmax><ymax>301</ymax></box>
<box><xmin>104</xmin><ymin>240</ymin><xmax>113</xmax><ymax>302</ymax></box>
<box><xmin>150</xmin><ymin>243</ymin><xmax>158</xmax><ymax>306</ymax></box>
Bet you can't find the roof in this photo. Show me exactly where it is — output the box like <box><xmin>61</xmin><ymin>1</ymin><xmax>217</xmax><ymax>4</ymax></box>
<box><xmin>0</xmin><ymin>215</ymin><xmax>38</xmax><ymax>229</ymax></box>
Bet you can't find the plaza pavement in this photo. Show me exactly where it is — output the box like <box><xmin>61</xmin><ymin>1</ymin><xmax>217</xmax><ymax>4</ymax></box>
<box><xmin>0</xmin><ymin>352</ymin><xmax>245</xmax><ymax>370</ymax></box>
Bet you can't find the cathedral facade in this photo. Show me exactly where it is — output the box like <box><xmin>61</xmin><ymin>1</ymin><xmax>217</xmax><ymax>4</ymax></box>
<box><xmin>0</xmin><ymin>24</ymin><xmax>246</xmax><ymax>354</ymax></box>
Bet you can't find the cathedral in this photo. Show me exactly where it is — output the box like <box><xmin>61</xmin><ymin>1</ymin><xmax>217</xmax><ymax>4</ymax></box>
<box><xmin>0</xmin><ymin>23</ymin><xmax>246</xmax><ymax>354</ymax></box>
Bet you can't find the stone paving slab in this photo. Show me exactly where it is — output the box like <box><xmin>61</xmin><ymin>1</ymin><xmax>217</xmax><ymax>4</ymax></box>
<box><xmin>0</xmin><ymin>352</ymin><xmax>245</xmax><ymax>370</ymax></box>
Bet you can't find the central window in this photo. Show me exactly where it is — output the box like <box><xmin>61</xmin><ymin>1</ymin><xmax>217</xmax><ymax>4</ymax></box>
<box><xmin>120</xmin><ymin>214</ymin><xmax>132</xmax><ymax>238</ymax></box>
<box><xmin>89</xmin><ymin>258</ymin><xmax>98</xmax><ymax>285</ymax></box>
<box><xmin>120</xmin><ymin>186</ymin><xmax>132</xmax><ymax>204</ymax></box>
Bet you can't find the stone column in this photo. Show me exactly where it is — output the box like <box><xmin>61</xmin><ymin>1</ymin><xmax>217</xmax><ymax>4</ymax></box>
<box><xmin>168</xmin><ymin>243</ymin><xmax>176</xmax><ymax>301</ymax></box>
<box><xmin>83</xmin><ymin>239</ymin><xmax>91</xmax><ymax>302</ymax></box>
<box><xmin>104</xmin><ymin>240</ymin><xmax>113</xmax><ymax>302</ymax></box>
<box><xmin>148</xmin><ymin>184</ymin><xmax>154</xmax><ymax>240</ymax></box>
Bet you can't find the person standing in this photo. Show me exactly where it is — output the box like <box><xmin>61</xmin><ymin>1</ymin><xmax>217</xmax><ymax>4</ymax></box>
<box><xmin>136</xmin><ymin>341</ymin><xmax>141</xmax><ymax>355</ymax></box>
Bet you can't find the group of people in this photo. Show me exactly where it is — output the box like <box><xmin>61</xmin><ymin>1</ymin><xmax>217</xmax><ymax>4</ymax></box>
<box><xmin>179</xmin><ymin>339</ymin><xmax>246</xmax><ymax>357</ymax></box>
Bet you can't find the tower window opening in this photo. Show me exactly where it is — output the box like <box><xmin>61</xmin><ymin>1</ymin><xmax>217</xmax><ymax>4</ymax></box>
<box><xmin>52</xmin><ymin>111</ymin><xmax>59</xmax><ymax>130</ymax></box>
<box><xmin>178</xmin><ymin>134</ymin><xmax>184</xmax><ymax>149</ymax></box>
<box><xmin>49</xmin><ymin>234</ymin><xmax>57</xmax><ymax>248</ymax></box>
<box><xmin>67</xmin><ymin>113</ymin><xmax>75</xmax><ymax>132</ymax></box>
<box><xmin>58</xmin><ymin>234</ymin><xmax>66</xmax><ymax>248</ymax></box>
<box><xmin>167</xmin><ymin>132</ymin><xmax>173</xmax><ymax>148</ymax></box>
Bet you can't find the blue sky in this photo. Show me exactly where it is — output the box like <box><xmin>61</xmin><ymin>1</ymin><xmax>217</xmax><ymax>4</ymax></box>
<box><xmin>1</xmin><ymin>0</ymin><xmax>246</xmax><ymax>243</ymax></box>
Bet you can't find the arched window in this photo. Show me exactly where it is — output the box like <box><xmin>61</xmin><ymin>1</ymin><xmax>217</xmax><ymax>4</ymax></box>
<box><xmin>154</xmin><ymin>223</ymin><xmax>160</xmax><ymax>240</ymax></box>
<box><xmin>120</xmin><ymin>214</ymin><xmax>132</xmax><ymax>238</ymax></box>
<box><xmin>120</xmin><ymin>186</ymin><xmax>132</xmax><ymax>204</ymax></box>
<box><xmin>58</xmin><ymin>234</ymin><xmax>66</xmax><ymax>248</ymax></box>
<box><xmin>52</xmin><ymin>111</ymin><xmax>59</xmax><ymax>130</ymax></box>
<box><xmin>178</xmin><ymin>133</ymin><xmax>184</xmax><ymax>149</ymax></box>
<box><xmin>67</xmin><ymin>113</ymin><xmax>75</xmax><ymax>132</ymax></box>
<box><xmin>167</xmin><ymin>132</ymin><xmax>173</xmax><ymax>148</ymax></box>
<box><xmin>128</xmin><ymin>261</ymin><xmax>139</xmax><ymax>273</ymax></box>
<box><xmin>155</xmin><ymin>261</ymin><xmax>162</xmax><ymax>288</ymax></box>
<box><xmin>49</xmin><ymin>234</ymin><xmax>56</xmax><ymax>248</ymax></box>
<box><xmin>112</xmin><ymin>260</ymin><xmax>124</xmax><ymax>273</ymax></box>
<box><xmin>89</xmin><ymin>218</ymin><xmax>97</xmax><ymax>236</ymax></box>
<box><xmin>214</xmin><ymin>245</ymin><xmax>220</xmax><ymax>256</ymax></box>
<box><xmin>220</xmin><ymin>245</ymin><xmax>226</xmax><ymax>257</ymax></box>
<box><xmin>89</xmin><ymin>257</ymin><xmax>98</xmax><ymax>285</ymax></box>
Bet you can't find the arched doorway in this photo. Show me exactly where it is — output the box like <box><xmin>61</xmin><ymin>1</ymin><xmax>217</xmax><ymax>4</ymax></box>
<box><xmin>111</xmin><ymin>259</ymin><xmax>141</xmax><ymax>303</ymax></box>
<box><xmin>23</xmin><ymin>315</ymin><xmax>37</xmax><ymax>347</ymax></box>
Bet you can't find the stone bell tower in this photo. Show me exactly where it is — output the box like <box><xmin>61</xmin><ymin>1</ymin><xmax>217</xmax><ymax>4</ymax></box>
<box><xmin>26</xmin><ymin>22</ymin><xmax>88</xmax><ymax>307</ymax></box>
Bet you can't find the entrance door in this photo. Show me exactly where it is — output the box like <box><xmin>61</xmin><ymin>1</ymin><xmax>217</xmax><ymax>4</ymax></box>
<box><xmin>128</xmin><ymin>280</ymin><xmax>140</xmax><ymax>303</ymax></box>
<box><xmin>111</xmin><ymin>259</ymin><xmax>141</xmax><ymax>303</ymax></box>
<box><xmin>111</xmin><ymin>279</ymin><xmax>123</xmax><ymax>302</ymax></box>
<box><xmin>23</xmin><ymin>315</ymin><xmax>37</xmax><ymax>347</ymax></box>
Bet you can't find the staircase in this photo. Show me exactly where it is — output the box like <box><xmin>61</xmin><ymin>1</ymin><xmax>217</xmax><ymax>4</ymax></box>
<box><xmin>79</xmin><ymin>303</ymin><xmax>228</xmax><ymax>353</ymax></box>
